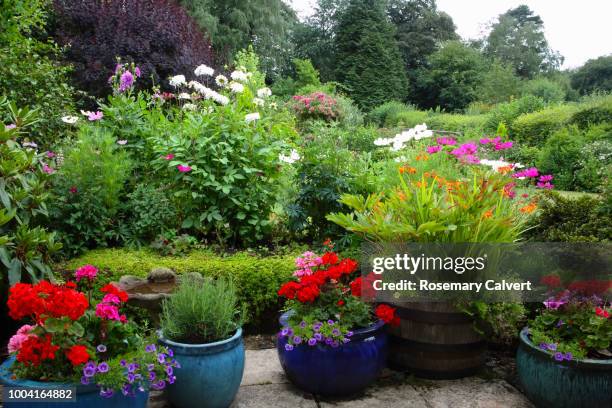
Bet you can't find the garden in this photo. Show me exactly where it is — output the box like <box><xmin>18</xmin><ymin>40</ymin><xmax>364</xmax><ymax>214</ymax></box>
<box><xmin>0</xmin><ymin>0</ymin><xmax>611</xmax><ymax>407</ymax></box>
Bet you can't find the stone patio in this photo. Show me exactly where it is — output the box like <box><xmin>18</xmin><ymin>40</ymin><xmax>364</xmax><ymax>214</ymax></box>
<box><xmin>227</xmin><ymin>349</ymin><xmax>533</xmax><ymax>408</ymax></box>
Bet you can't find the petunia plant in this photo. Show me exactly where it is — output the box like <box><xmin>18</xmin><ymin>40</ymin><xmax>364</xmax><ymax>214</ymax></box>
<box><xmin>6</xmin><ymin>265</ymin><xmax>178</xmax><ymax>398</ymax></box>
<box><xmin>278</xmin><ymin>244</ymin><xmax>399</xmax><ymax>351</ymax></box>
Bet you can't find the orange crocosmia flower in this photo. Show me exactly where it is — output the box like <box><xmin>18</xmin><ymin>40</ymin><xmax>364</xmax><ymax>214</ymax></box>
<box><xmin>415</xmin><ymin>180</ymin><xmax>426</xmax><ymax>188</ymax></box>
<box><xmin>416</xmin><ymin>154</ymin><xmax>430</xmax><ymax>161</ymax></box>
<box><xmin>483</xmin><ymin>210</ymin><xmax>493</xmax><ymax>219</ymax></box>
<box><xmin>520</xmin><ymin>202</ymin><xmax>537</xmax><ymax>213</ymax></box>
<box><xmin>497</xmin><ymin>166</ymin><xmax>513</xmax><ymax>175</ymax></box>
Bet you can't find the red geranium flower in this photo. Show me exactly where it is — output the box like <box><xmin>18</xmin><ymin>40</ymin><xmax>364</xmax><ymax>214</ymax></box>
<box><xmin>100</xmin><ymin>283</ymin><xmax>129</xmax><ymax>303</ymax></box>
<box><xmin>17</xmin><ymin>335</ymin><xmax>59</xmax><ymax>367</ymax></box>
<box><xmin>375</xmin><ymin>304</ymin><xmax>400</xmax><ymax>327</ymax></box>
<box><xmin>65</xmin><ymin>345</ymin><xmax>90</xmax><ymax>366</ymax></box>
<box><xmin>321</xmin><ymin>252</ymin><xmax>339</xmax><ymax>266</ymax></box>
<box><xmin>595</xmin><ymin>307</ymin><xmax>610</xmax><ymax>319</ymax></box>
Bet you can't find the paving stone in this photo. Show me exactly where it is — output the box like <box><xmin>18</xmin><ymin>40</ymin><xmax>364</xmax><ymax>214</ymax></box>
<box><xmin>318</xmin><ymin>383</ymin><xmax>429</xmax><ymax>408</ymax></box>
<box><xmin>230</xmin><ymin>383</ymin><xmax>317</xmax><ymax>408</ymax></box>
<box><xmin>241</xmin><ymin>348</ymin><xmax>287</xmax><ymax>386</ymax></box>
<box><xmin>414</xmin><ymin>378</ymin><xmax>534</xmax><ymax>408</ymax></box>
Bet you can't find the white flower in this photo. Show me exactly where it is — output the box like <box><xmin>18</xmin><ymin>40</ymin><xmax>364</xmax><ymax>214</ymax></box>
<box><xmin>230</xmin><ymin>70</ymin><xmax>248</xmax><ymax>82</ymax></box>
<box><xmin>245</xmin><ymin>112</ymin><xmax>260</xmax><ymax>123</ymax></box>
<box><xmin>394</xmin><ymin>156</ymin><xmax>407</xmax><ymax>163</ymax></box>
<box><xmin>22</xmin><ymin>141</ymin><xmax>38</xmax><ymax>149</ymax></box>
<box><xmin>279</xmin><ymin>149</ymin><xmax>300</xmax><ymax>164</ymax></box>
<box><xmin>257</xmin><ymin>87</ymin><xmax>272</xmax><ymax>98</ymax></box>
<box><xmin>178</xmin><ymin>92</ymin><xmax>191</xmax><ymax>100</ymax></box>
<box><xmin>374</xmin><ymin>138</ymin><xmax>392</xmax><ymax>146</ymax></box>
<box><xmin>215</xmin><ymin>75</ymin><xmax>228</xmax><ymax>86</ymax></box>
<box><xmin>479</xmin><ymin>159</ymin><xmax>511</xmax><ymax>172</ymax></box>
<box><xmin>61</xmin><ymin>115</ymin><xmax>79</xmax><ymax>124</ymax></box>
<box><xmin>194</xmin><ymin>64</ymin><xmax>214</xmax><ymax>77</ymax></box>
<box><xmin>209</xmin><ymin>91</ymin><xmax>229</xmax><ymax>106</ymax></box>
<box><xmin>182</xmin><ymin>103</ymin><xmax>197</xmax><ymax>111</ymax></box>
<box><xmin>375</xmin><ymin>123</ymin><xmax>433</xmax><ymax>151</ymax></box>
<box><xmin>229</xmin><ymin>82</ymin><xmax>244</xmax><ymax>93</ymax></box>
<box><xmin>117</xmin><ymin>140</ymin><xmax>128</xmax><ymax>145</ymax></box>
<box><xmin>169</xmin><ymin>75</ymin><xmax>186</xmax><ymax>87</ymax></box>
<box><xmin>253</xmin><ymin>97</ymin><xmax>265</xmax><ymax>107</ymax></box>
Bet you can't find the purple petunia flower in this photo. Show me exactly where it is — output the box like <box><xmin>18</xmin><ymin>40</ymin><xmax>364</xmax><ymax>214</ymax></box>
<box><xmin>331</xmin><ymin>340</ymin><xmax>339</xmax><ymax>348</ymax></box>
<box><xmin>97</xmin><ymin>344</ymin><xmax>107</xmax><ymax>353</ymax></box>
<box><xmin>308</xmin><ymin>338</ymin><xmax>317</xmax><ymax>346</ymax></box>
<box><xmin>327</xmin><ymin>320</ymin><xmax>335</xmax><ymax>325</ymax></box>
<box><xmin>564</xmin><ymin>352</ymin><xmax>573</xmax><ymax>361</ymax></box>
<box><xmin>120</xmin><ymin>359</ymin><xmax>127</xmax><ymax>367</ymax></box>
<box><xmin>325</xmin><ymin>337</ymin><xmax>333</xmax><ymax>345</ymax></box>
<box><xmin>299</xmin><ymin>321</ymin><xmax>307</xmax><ymax>328</ymax></box>
<box><xmin>285</xmin><ymin>344</ymin><xmax>294</xmax><ymax>351</ymax></box>
<box><xmin>293</xmin><ymin>336</ymin><xmax>302</xmax><ymax>345</ymax></box>
<box><xmin>97</xmin><ymin>362</ymin><xmax>109</xmax><ymax>373</ymax></box>
<box><xmin>149</xmin><ymin>371</ymin><xmax>156</xmax><ymax>381</ymax></box>
<box><xmin>166</xmin><ymin>366</ymin><xmax>173</xmax><ymax>376</ymax></box>
<box><xmin>346</xmin><ymin>331</ymin><xmax>354</xmax><ymax>337</ymax></box>
<box><xmin>554</xmin><ymin>352</ymin><xmax>564</xmax><ymax>362</ymax></box>
<box><xmin>83</xmin><ymin>366</ymin><xmax>96</xmax><ymax>378</ymax></box>
<box><xmin>539</xmin><ymin>343</ymin><xmax>548</xmax><ymax>351</ymax></box>
<box><xmin>548</xmin><ymin>343</ymin><xmax>557</xmax><ymax>351</ymax></box>
<box><xmin>127</xmin><ymin>373</ymin><xmax>136</xmax><ymax>383</ymax></box>
<box><xmin>168</xmin><ymin>375</ymin><xmax>176</xmax><ymax>384</ymax></box>
<box><xmin>167</xmin><ymin>349</ymin><xmax>174</xmax><ymax>358</ymax></box>
<box><xmin>313</xmin><ymin>322</ymin><xmax>322</xmax><ymax>332</ymax></box>
<box><xmin>122</xmin><ymin>384</ymin><xmax>132</xmax><ymax>396</ymax></box>
<box><xmin>128</xmin><ymin>363</ymin><xmax>138</xmax><ymax>373</ymax></box>
<box><xmin>145</xmin><ymin>344</ymin><xmax>156</xmax><ymax>353</ymax></box>
<box><xmin>332</xmin><ymin>328</ymin><xmax>341</xmax><ymax>336</ymax></box>
<box><xmin>147</xmin><ymin>364</ymin><xmax>155</xmax><ymax>371</ymax></box>
<box><xmin>80</xmin><ymin>376</ymin><xmax>89</xmax><ymax>385</ymax></box>
<box><xmin>280</xmin><ymin>328</ymin><xmax>290</xmax><ymax>337</ymax></box>
<box><xmin>314</xmin><ymin>333</ymin><xmax>323</xmax><ymax>341</ymax></box>
<box><xmin>100</xmin><ymin>388</ymin><xmax>114</xmax><ymax>398</ymax></box>
<box><xmin>157</xmin><ymin>353</ymin><xmax>166</xmax><ymax>364</ymax></box>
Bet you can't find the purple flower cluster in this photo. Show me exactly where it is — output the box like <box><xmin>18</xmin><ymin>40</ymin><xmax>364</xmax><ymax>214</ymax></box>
<box><xmin>538</xmin><ymin>343</ymin><xmax>573</xmax><ymax>362</ymax></box>
<box><xmin>279</xmin><ymin>320</ymin><xmax>353</xmax><ymax>351</ymax></box>
<box><xmin>108</xmin><ymin>62</ymin><xmax>141</xmax><ymax>94</ymax></box>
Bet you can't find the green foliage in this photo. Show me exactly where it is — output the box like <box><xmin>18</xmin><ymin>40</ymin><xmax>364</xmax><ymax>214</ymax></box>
<box><xmin>0</xmin><ymin>106</ymin><xmax>61</xmax><ymax>289</ymax></box>
<box><xmin>483</xmin><ymin>95</ymin><xmax>545</xmax><ymax>133</ymax></box>
<box><xmin>476</xmin><ymin>60</ymin><xmax>522</xmax><ymax>104</ymax></box>
<box><xmin>569</xmin><ymin>94</ymin><xmax>612</xmax><ymax>129</ymax></box>
<box><xmin>124</xmin><ymin>184</ymin><xmax>179</xmax><ymax>246</ymax></box>
<box><xmin>63</xmin><ymin>248</ymin><xmax>298</xmax><ymax>324</ymax></box>
<box><xmin>426</xmin><ymin>113</ymin><xmax>487</xmax><ymax>134</ymax></box>
<box><xmin>469</xmin><ymin>302</ymin><xmax>527</xmax><ymax>347</ymax></box>
<box><xmin>574</xmin><ymin>139</ymin><xmax>612</xmax><ymax>193</ymax></box>
<box><xmin>526</xmin><ymin>191</ymin><xmax>611</xmax><ymax>242</ymax></box>
<box><xmin>161</xmin><ymin>276</ymin><xmax>241</xmax><ymax>343</ymax></box>
<box><xmin>334</xmin><ymin>0</ymin><xmax>408</xmax><ymax>110</ymax></box>
<box><xmin>536</xmin><ymin>126</ymin><xmax>584</xmax><ymax>190</ymax></box>
<box><xmin>50</xmin><ymin>127</ymin><xmax>133</xmax><ymax>256</ymax></box>
<box><xmin>522</xmin><ymin>77</ymin><xmax>566</xmax><ymax>103</ymax></box>
<box><xmin>512</xmin><ymin>104</ymin><xmax>578</xmax><ymax>145</ymax></box>
<box><xmin>0</xmin><ymin>0</ymin><xmax>75</xmax><ymax>147</ymax></box>
<box><xmin>483</xmin><ymin>5</ymin><xmax>562</xmax><ymax>78</ymax></box>
<box><xmin>293</xmin><ymin>58</ymin><xmax>321</xmax><ymax>89</ymax></box>
<box><xmin>366</xmin><ymin>101</ymin><xmax>413</xmax><ymax>127</ymax></box>
<box><xmin>335</xmin><ymin>94</ymin><xmax>364</xmax><ymax>128</ymax></box>
<box><xmin>571</xmin><ymin>55</ymin><xmax>612</xmax><ymax>95</ymax></box>
<box><xmin>415</xmin><ymin>41</ymin><xmax>486</xmax><ymax>111</ymax></box>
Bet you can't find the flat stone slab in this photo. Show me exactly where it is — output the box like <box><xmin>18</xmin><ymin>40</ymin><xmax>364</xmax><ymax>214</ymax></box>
<box><xmin>319</xmin><ymin>384</ymin><xmax>429</xmax><ymax>408</ymax></box>
<box><xmin>230</xmin><ymin>383</ymin><xmax>317</xmax><ymax>408</ymax></box>
<box><xmin>241</xmin><ymin>348</ymin><xmax>287</xmax><ymax>386</ymax></box>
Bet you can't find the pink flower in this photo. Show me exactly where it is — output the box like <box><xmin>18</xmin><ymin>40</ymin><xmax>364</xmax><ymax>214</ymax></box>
<box><xmin>494</xmin><ymin>141</ymin><xmax>513</xmax><ymax>150</ymax></box>
<box><xmin>163</xmin><ymin>154</ymin><xmax>175</xmax><ymax>160</ymax></box>
<box><xmin>436</xmin><ymin>137</ymin><xmax>456</xmax><ymax>146</ymax></box>
<box><xmin>69</xmin><ymin>186</ymin><xmax>78</xmax><ymax>194</ymax></box>
<box><xmin>5</xmin><ymin>124</ymin><xmax>16</xmax><ymax>130</ymax></box>
<box><xmin>539</xmin><ymin>174</ymin><xmax>553</xmax><ymax>182</ymax></box>
<box><xmin>95</xmin><ymin>302</ymin><xmax>121</xmax><ymax>321</ymax></box>
<box><xmin>513</xmin><ymin>167</ymin><xmax>539</xmax><ymax>179</ymax></box>
<box><xmin>46</xmin><ymin>151</ymin><xmax>55</xmax><ymax>158</ymax></box>
<box><xmin>75</xmin><ymin>264</ymin><xmax>98</xmax><ymax>281</ymax></box>
<box><xmin>81</xmin><ymin>110</ymin><xmax>104</xmax><ymax>121</ymax></box>
<box><xmin>451</xmin><ymin>142</ymin><xmax>478</xmax><ymax>158</ymax></box>
<box><xmin>177</xmin><ymin>164</ymin><xmax>192</xmax><ymax>173</ymax></box>
<box><xmin>102</xmin><ymin>294</ymin><xmax>121</xmax><ymax>304</ymax></box>
<box><xmin>42</xmin><ymin>164</ymin><xmax>55</xmax><ymax>174</ymax></box>
<box><xmin>134</xmin><ymin>67</ymin><xmax>141</xmax><ymax>77</ymax></box>
<box><xmin>426</xmin><ymin>145</ymin><xmax>442</xmax><ymax>154</ymax></box>
<box><xmin>8</xmin><ymin>325</ymin><xmax>35</xmax><ymax>353</ymax></box>
<box><xmin>537</xmin><ymin>181</ymin><xmax>554</xmax><ymax>190</ymax></box>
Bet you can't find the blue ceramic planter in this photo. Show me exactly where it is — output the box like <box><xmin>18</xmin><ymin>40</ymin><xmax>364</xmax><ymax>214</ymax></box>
<box><xmin>158</xmin><ymin>328</ymin><xmax>245</xmax><ymax>408</ymax></box>
<box><xmin>517</xmin><ymin>328</ymin><xmax>612</xmax><ymax>408</ymax></box>
<box><xmin>277</xmin><ymin>311</ymin><xmax>388</xmax><ymax>397</ymax></box>
<box><xmin>0</xmin><ymin>356</ymin><xmax>148</xmax><ymax>408</ymax></box>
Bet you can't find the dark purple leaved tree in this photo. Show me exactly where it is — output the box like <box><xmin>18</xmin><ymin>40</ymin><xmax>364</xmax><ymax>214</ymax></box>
<box><xmin>52</xmin><ymin>0</ymin><xmax>214</xmax><ymax>97</ymax></box>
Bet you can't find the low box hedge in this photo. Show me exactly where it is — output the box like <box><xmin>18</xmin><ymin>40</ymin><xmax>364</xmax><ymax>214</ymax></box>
<box><xmin>512</xmin><ymin>104</ymin><xmax>578</xmax><ymax>146</ymax></box>
<box><xmin>60</xmin><ymin>248</ymin><xmax>297</xmax><ymax>325</ymax></box>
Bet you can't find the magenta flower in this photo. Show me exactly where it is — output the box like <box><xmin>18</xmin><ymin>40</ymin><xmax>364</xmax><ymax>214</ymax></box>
<box><xmin>5</xmin><ymin>124</ymin><xmax>16</xmax><ymax>130</ymax></box>
<box><xmin>119</xmin><ymin>71</ymin><xmax>134</xmax><ymax>92</ymax></box>
<box><xmin>537</xmin><ymin>181</ymin><xmax>554</xmax><ymax>189</ymax></box>
<box><xmin>42</xmin><ymin>163</ymin><xmax>55</xmax><ymax>174</ymax></box>
<box><xmin>539</xmin><ymin>174</ymin><xmax>553</xmax><ymax>182</ymax></box>
<box><xmin>494</xmin><ymin>141</ymin><xmax>513</xmax><ymax>150</ymax></box>
<box><xmin>513</xmin><ymin>167</ymin><xmax>539</xmax><ymax>179</ymax></box>
<box><xmin>134</xmin><ymin>67</ymin><xmax>141</xmax><ymax>77</ymax></box>
<box><xmin>163</xmin><ymin>154</ymin><xmax>175</xmax><ymax>160</ymax></box>
<box><xmin>177</xmin><ymin>164</ymin><xmax>192</xmax><ymax>173</ymax></box>
<box><xmin>69</xmin><ymin>186</ymin><xmax>78</xmax><ymax>194</ymax></box>
<box><xmin>451</xmin><ymin>142</ymin><xmax>478</xmax><ymax>158</ymax></box>
<box><xmin>426</xmin><ymin>145</ymin><xmax>442</xmax><ymax>154</ymax></box>
<box><xmin>46</xmin><ymin>151</ymin><xmax>56</xmax><ymax>158</ymax></box>
<box><xmin>75</xmin><ymin>264</ymin><xmax>98</xmax><ymax>281</ymax></box>
<box><xmin>436</xmin><ymin>137</ymin><xmax>456</xmax><ymax>145</ymax></box>
<box><xmin>82</xmin><ymin>110</ymin><xmax>104</xmax><ymax>121</ymax></box>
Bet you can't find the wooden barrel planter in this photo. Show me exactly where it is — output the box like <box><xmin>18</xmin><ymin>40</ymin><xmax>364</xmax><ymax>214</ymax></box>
<box><xmin>387</xmin><ymin>302</ymin><xmax>486</xmax><ymax>379</ymax></box>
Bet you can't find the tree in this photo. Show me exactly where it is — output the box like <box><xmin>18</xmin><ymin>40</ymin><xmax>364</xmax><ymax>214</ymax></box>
<box><xmin>388</xmin><ymin>0</ymin><xmax>457</xmax><ymax>71</ymax></box>
<box><xmin>571</xmin><ymin>55</ymin><xmax>612</xmax><ymax>95</ymax></box>
<box><xmin>334</xmin><ymin>0</ymin><xmax>408</xmax><ymax>110</ymax></box>
<box><xmin>415</xmin><ymin>41</ymin><xmax>486</xmax><ymax>111</ymax></box>
<box><xmin>179</xmin><ymin>0</ymin><xmax>298</xmax><ymax>78</ymax></box>
<box><xmin>476</xmin><ymin>60</ymin><xmax>522</xmax><ymax>104</ymax></box>
<box><xmin>52</xmin><ymin>0</ymin><xmax>214</xmax><ymax>98</ymax></box>
<box><xmin>292</xmin><ymin>0</ymin><xmax>349</xmax><ymax>82</ymax></box>
<box><xmin>484</xmin><ymin>5</ymin><xmax>562</xmax><ymax>78</ymax></box>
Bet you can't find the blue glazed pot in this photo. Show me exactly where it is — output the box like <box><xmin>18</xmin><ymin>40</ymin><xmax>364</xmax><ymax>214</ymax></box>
<box><xmin>517</xmin><ymin>327</ymin><xmax>612</xmax><ymax>408</ymax></box>
<box><xmin>277</xmin><ymin>311</ymin><xmax>388</xmax><ymax>397</ymax></box>
<box><xmin>158</xmin><ymin>328</ymin><xmax>244</xmax><ymax>408</ymax></box>
<box><xmin>0</xmin><ymin>356</ymin><xmax>148</xmax><ymax>408</ymax></box>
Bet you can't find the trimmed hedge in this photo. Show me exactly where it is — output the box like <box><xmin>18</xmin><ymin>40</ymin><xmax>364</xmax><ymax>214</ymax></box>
<box><xmin>511</xmin><ymin>105</ymin><xmax>578</xmax><ymax>146</ymax></box>
<box><xmin>61</xmin><ymin>248</ymin><xmax>297</xmax><ymax>325</ymax></box>
<box><xmin>427</xmin><ymin>113</ymin><xmax>487</xmax><ymax>134</ymax></box>
<box><xmin>570</xmin><ymin>95</ymin><xmax>612</xmax><ymax>129</ymax></box>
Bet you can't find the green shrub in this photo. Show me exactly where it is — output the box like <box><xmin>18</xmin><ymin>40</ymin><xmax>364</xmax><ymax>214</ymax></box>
<box><xmin>426</xmin><ymin>113</ymin><xmax>487</xmax><ymax>134</ymax></box>
<box><xmin>505</xmin><ymin>144</ymin><xmax>541</xmax><ymax>168</ymax></box>
<box><xmin>293</xmin><ymin>58</ymin><xmax>321</xmax><ymax>89</ymax></box>
<box><xmin>335</xmin><ymin>94</ymin><xmax>364</xmax><ymax>128</ymax></box>
<box><xmin>62</xmin><ymin>248</ymin><xmax>298</xmax><ymax>324</ymax></box>
<box><xmin>569</xmin><ymin>94</ymin><xmax>612</xmax><ymax>129</ymax></box>
<box><xmin>161</xmin><ymin>276</ymin><xmax>241</xmax><ymax>343</ymax></box>
<box><xmin>50</xmin><ymin>126</ymin><xmax>133</xmax><ymax>256</ymax></box>
<box><xmin>522</xmin><ymin>77</ymin><xmax>566</xmax><ymax>103</ymax></box>
<box><xmin>536</xmin><ymin>126</ymin><xmax>585</xmax><ymax>190</ymax></box>
<box><xmin>124</xmin><ymin>184</ymin><xmax>179</xmax><ymax>246</ymax></box>
<box><xmin>484</xmin><ymin>95</ymin><xmax>545</xmax><ymax>133</ymax></box>
<box><xmin>0</xmin><ymin>106</ymin><xmax>62</xmax><ymax>291</ymax></box>
<box><xmin>512</xmin><ymin>104</ymin><xmax>578</xmax><ymax>145</ymax></box>
<box><xmin>575</xmin><ymin>140</ymin><xmax>612</xmax><ymax>193</ymax></box>
<box><xmin>526</xmin><ymin>191</ymin><xmax>611</xmax><ymax>242</ymax></box>
<box><xmin>391</xmin><ymin>110</ymin><xmax>429</xmax><ymax>128</ymax></box>
<box><xmin>366</xmin><ymin>101</ymin><xmax>412</xmax><ymax>127</ymax></box>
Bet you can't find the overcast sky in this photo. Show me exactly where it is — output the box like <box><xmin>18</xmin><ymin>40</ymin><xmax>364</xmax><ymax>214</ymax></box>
<box><xmin>286</xmin><ymin>0</ymin><xmax>612</xmax><ymax>69</ymax></box>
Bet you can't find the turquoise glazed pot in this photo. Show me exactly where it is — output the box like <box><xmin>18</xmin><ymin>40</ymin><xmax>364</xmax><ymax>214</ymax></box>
<box><xmin>277</xmin><ymin>311</ymin><xmax>388</xmax><ymax>397</ymax></box>
<box><xmin>517</xmin><ymin>328</ymin><xmax>612</xmax><ymax>408</ymax></box>
<box><xmin>158</xmin><ymin>328</ymin><xmax>244</xmax><ymax>408</ymax></box>
<box><xmin>0</xmin><ymin>356</ymin><xmax>148</xmax><ymax>408</ymax></box>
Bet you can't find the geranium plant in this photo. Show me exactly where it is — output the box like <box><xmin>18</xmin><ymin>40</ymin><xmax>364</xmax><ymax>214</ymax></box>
<box><xmin>278</xmin><ymin>245</ymin><xmax>399</xmax><ymax>350</ymax></box>
<box><xmin>6</xmin><ymin>265</ymin><xmax>179</xmax><ymax>398</ymax></box>
<box><xmin>528</xmin><ymin>277</ymin><xmax>612</xmax><ymax>361</ymax></box>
